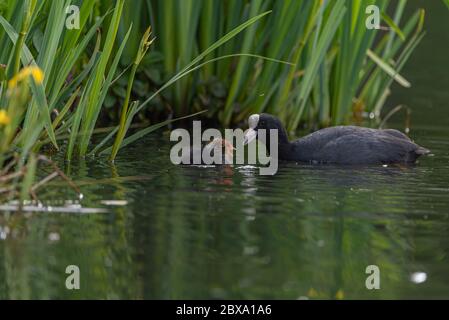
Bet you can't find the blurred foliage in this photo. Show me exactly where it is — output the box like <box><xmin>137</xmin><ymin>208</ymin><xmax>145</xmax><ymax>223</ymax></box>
<box><xmin>103</xmin><ymin>0</ymin><xmax>425</xmax><ymax>133</ymax></box>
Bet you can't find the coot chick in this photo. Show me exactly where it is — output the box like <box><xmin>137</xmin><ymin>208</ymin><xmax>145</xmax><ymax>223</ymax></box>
<box><xmin>181</xmin><ymin>138</ymin><xmax>234</xmax><ymax>165</ymax></box>
<box><xmin>243</xmin><ymin>113</ymin><xmax>430</xmax><ymax>165</ymax></box>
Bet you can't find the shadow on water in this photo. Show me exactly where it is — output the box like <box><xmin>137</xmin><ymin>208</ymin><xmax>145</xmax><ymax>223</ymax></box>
<box><xmin>1</xmin><ymin>0</ymin><xmax>449</xmax><ymax>299</ymax></box>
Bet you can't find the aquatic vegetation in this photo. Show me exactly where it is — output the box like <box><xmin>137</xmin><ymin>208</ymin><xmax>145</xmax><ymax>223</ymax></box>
<box><xmin>111</xmin><ymin>0</ymin><xmax>425</xmax><ymax>133</ymax></box>
<box><xmin>109</xmin><ymin>26</ymin><xmax>156</xmax><ymax>161</ymax></box>
<box><xmin>0</xmin><ymin>0</ymin><xmax>427</xmax><ymax>199</ymax></box>
<box><xmin>0</xmin><ymin>153</ymin><xmax>80</xmax><ymax>203</ymax></box>
<box><xmin>0</xmin><ymin>1</ymin><xmax>278</xmax><ymax>163</ymax></box>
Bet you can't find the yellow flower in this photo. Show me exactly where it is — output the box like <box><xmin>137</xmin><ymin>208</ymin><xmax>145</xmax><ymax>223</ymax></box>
<box><xmin>8</xmin><ymin>66</ymin><xmax>44</xmax><ymax>89</ymax></box>
<box><xmin>30</xmin><ymin>66</ymin><xmax>44</xmax><ymax>84</ymax></box>
<box><xmin>335</xmin><ymin>289</ymin><xmax>345</xmax><ymax>300</ymax></box>
<box><xmin>0</xmin><ymin>110</ymin><xmax>11</xmax><ymax>125</ymax></box>
<box><xmin>307</xmin><ymin>287</ymin><xmax>319</xmax><ymax>298</ymax></box>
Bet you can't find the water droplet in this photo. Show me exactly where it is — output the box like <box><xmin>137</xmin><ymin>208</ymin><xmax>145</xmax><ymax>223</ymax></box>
<box><xmin>410</xmin><ymin>272</ymin><xmax>427</xmax><ymax>284</ymax></box>
<box><xmin>100</xmin><ymin>200</ymin><xmax>128</xmax><ymax>206</ymax></box>
<box><xmin>243</xmin><ymin>246</ymin><xmax>259</xmax><ymax>255</ymax></box>
<box><xmin>104</xmin><ymin>257</ymin><xmax>113</xmax><ymax>267</ymax></box>
<box><xmin>48</xmin><ymin>232</ymin><xmax>60</xmax><ymax>242</ymax></box>
<box><xmin>0</xmin><ymin>226</ymin><xmax>9</xmax><ymax>240</ymax></box>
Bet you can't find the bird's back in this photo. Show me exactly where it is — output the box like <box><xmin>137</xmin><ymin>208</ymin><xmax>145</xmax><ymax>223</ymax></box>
<box><xmin>284</xmin><ymin>126</ymin><xmax>429</xmax><ymax>164</ymax></box>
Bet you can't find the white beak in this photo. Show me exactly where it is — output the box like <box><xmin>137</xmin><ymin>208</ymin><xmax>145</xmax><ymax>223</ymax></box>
<box><xmin>248</xmin><ymin>114</ymin><xmax>259</xmax><ymax>129</ymax></box>
<box><xmin>243</xmin><ymin>128</ymin><xmax>257</xmax><ymax>145</ymax></box>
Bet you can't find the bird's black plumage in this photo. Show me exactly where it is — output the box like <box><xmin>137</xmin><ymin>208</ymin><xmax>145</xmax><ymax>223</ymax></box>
<box><xmin>245</xmin><ymin>113</ymin><xmax>430</xmax><ymax>165</ymax></box>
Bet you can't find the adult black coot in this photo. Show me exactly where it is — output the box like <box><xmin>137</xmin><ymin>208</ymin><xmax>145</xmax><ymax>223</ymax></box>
<box><xmin>243</xmin><ymin>113</ymin><xmax>430</xmax><ymax>165</ymax></box>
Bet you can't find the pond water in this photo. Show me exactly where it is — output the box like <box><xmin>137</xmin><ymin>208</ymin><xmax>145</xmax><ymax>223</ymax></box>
<box><xmin>1</xmin><ymin>1</ymin><xmax>448</xmax><ymax>299</ymax></box>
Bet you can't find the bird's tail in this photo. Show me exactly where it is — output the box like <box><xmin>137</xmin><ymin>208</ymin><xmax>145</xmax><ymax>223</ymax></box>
<box><xmin>416</xmin><ymin>146</ymin><xmax>431</xmax><ymax>155</ymax></box>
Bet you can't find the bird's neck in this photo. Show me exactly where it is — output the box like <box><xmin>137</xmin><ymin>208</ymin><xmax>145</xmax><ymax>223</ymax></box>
<box><xmin>264</xmin><ymin>126</ymin><xmax>290</xmax><ymax>157</ymax></box>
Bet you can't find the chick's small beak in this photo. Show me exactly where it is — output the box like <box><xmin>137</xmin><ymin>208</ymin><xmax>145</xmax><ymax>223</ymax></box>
<box><xmin>243</xmin><ymin>128</ymin><xmax>257</xmax><ymax>145</ymax></box>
